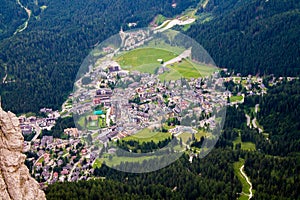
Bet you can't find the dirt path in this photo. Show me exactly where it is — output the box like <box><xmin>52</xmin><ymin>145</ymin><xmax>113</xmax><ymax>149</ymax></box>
<box><xmin>2</xmin><ymin>74</ymin><xmax>7</xmax><ymax>84</ymax></box>
<box><xmin>14</xmin><ymin>0</ymin><xmax>32</xmax><ymax>35</ymax></box>
<box><xmin>245</xmin><ymin>114</ymin><xmax>251</xmax><ymax>128</ymax></box>
<box><xmin>240</xmin><ymin>165</ymin><xmax>253</xmax><ymax>200</ymax></box>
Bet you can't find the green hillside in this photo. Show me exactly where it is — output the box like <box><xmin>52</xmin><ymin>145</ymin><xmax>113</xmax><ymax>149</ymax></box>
<box><xmin>187</xmin><ymin>0</ymin><xmax>300</xmax><ymax>76</ymax></box>
<box><xmin>0</xmin><ymin>0</ymin><xmax>197</xmax><ymax>113</ymax></box>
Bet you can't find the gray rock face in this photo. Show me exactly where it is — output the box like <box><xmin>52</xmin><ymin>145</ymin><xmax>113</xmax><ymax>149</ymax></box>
<box><xmin>0</xmin><ymin>107</ymin><xmax>46</xmax><ymax>200</ymax></box>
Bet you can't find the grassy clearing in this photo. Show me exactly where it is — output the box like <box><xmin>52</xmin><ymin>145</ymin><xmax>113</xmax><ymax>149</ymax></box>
<box><xmin>40</xmin><ymin>5</ymin><xmax>47</xmax><ymax>10</ymax></box>
<box><xmin>92</xmin><ymin>158</ymin><xmax>102</xmax><ymax>169</ymax></box>
<box><xmin>103</xmin><ymin>154</ymin><xmax>158</xmax><ymax>166</ymax></box>
<box><xmin>233</xmin><ymin>158</ymin><xmax>251</xmax><ymax>200</ymax></box>
<box><xmin>123</xmin><ymin>128</ymin><xmax>171</xmax><ymax>143</ymax></box>
<box><xmin>197</xmin><ymin>13</ymin><xmax>214</xmax><ymax>24</ymax></box>
<box><xmin>177</xmin><ymin>132</ymin><xmax>193</xmax><ymax>144</ymax></box>
<box><xmin>159</xmin><ymin>68</ymin><xmax>182</xmax><ymax>81</ymax></box>
<box><xmin>230</xmin><ymin>95</ymin><xmax>243</xmax><ymax>103</ymax></box>
<box><xmin>233</xmin><ymin>135</ymin><xmax>256</xmax><ymax>151</ymax></box>
<box><xmin>154</xmin><ymin>14</ymin><xmax>167</xmax><ymax>26</ymax></box>
<box><xmin>159</xmin><ymin>59</ymin><xmax>217</xmax><ymax>81</ymax></box>
<box><xmin>195</xmin><ymin>130</ymin><xmax>208</xmax><ymax>140</ymax></box>
<box><xmin>37</xmin><ymin>157</ymin><xmax>44</xmax><ymax>163</ymax></box>
<box><xmin>115</xmin><ymin>48</ymin><xmax>177</xmax><ymax>73</ymax></box>
<box><xmin>131</xmin><ymin>63</ymin><xmax>159</xmax><ymax>74</ymax></box>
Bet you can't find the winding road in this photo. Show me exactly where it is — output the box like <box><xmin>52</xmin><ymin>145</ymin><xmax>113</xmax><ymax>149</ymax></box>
<box><xmin>240</xmin><ymin>165</ymin><xmax>253</xmax><ymax>200</ymax></box>
<box><xmin>245</xmin><ymin>114</ymin><xmax>251</xmax><ymax>128</ymax></box>
<box><xmin>14</xmin><ymin>0</ymin><xmax>32</xmax><ymax>35</ymax></box>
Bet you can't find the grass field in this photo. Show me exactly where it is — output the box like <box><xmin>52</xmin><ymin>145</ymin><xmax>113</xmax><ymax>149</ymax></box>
<box><xmin>93</xmin><ymin>159</ymin><xmax>102</xmax><ymax>168</ymax></box>
<box><xmin>233</xmin><ymin>158</ymin><xmax>251</xmax><ymax>200</ymax></box>
<box><xmin>98</xmin><ymin>117</ymin><xmax>106</xmax><ymax>128</ymax></box>
<box><xmin>233</xmin><ymin>135</ymin><xmax>256</xmax><ymax>151</ymax></box>
<box><xmin>159</xmin><ymin>59</ymin><xmax>218</xmax><ymax>81</ymax></box>
<box><xmin>195</xmin><ymin>130</ymin><xmax>209</xmax><ymax>140</ymax></box>
<box><xmin>131</xmin><ymin>63</ymin><xmax>159</xmax><ymax>74</ymax></box>
<box><xmin>230</xmin><ymin>95</ymin><xmax>244</xmax><ymax>103</ymax></box>
<box><xmin>115</xmin><ymin>48</ymin><xmax>177</xmax><ymax>73</ymax></box>
<box><xmin>123</xmin><ymin>128</ymin><xmax>171</xmax><ymax>143</ymax></box>
<box><xmin>154</xmin><ymin>14</ymin><xmax>167</xmax><ymax>26</ymax></box>
<box><xmin>177</xmin><ymin>132</ymin><xmax>193</xmax><ymax>144</ymax></box>
<box><xmin>104</xmin><ymin>154</ymin><xmax>159</xmax><ymax>166</ymax></box>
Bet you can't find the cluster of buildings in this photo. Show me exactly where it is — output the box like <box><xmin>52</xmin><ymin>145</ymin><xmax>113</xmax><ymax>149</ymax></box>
<box><xmin>25</xmin><ymin>128</ymin><xmax>99</xmax><ymax>185</ymax></box>
<box><xmin>71</xmin><ymin>54</ymin><xmax>230</xmax><ymax>147</ymax></box>
<box><xmin>19</xmin><ymin>108</ymin><xmax>60</xmax><ymax>141</ymax></box>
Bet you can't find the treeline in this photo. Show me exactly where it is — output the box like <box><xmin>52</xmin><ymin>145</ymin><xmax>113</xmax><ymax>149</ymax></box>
<box><xmin>0</xmin><ymin>0</ymin><xmax>197</xmax><ymax>114</ymax></box>
<box><xmin>187</xmin><ymin>0</ymin><xmax>300</xmax><ymax>76</ymax></box>
<box><xmin>244</xmin><ymin>79</ymin><xmax>300</xmax><ymax>156</ymax></box>
<box><xmin>42</xmin><ymin>116</ymin><xmax>75</xmax><ymax>138</ymax></box>
<box><xmin>49</xmin><ymin>150</ymin><xmax>242</xmax><ymax>200</ymax></box>
<box><xmin>46</xmin><ymin>179</ymin><xmax>181</xmax><ymax>200</ymax></box>
<box><xmin>245</xmin><ymin>152</ymin><xmax>300</xmax><ymax>200</ymax></box>
<box><xmin>117</xmin><ymin>137</ymin><xmax>172</xmax><ymax>153</ymax></box>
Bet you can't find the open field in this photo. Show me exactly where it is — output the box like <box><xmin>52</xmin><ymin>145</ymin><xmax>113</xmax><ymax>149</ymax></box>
<box><xmin>233</xmin><ymin>135</ymin><xmax>256</xmax><ymax>151</ymax></box>
<box><xmin>177</xmin><ymin>132</ymin><xmax>193</xmax><ymax>144</ymax></box>
<box><xmin>131</xmin><ymin>63</ymin><xmax>159</xmax><ymax>74</ymax></box>
<box><xmin>159</xmin><ymin>58</ymin><xmax>217</xmax><ymax>81</ymax></box>
<box><xmin>233</xmin><ymin>159</ymin><xmax>251</xmax><ymax>200</ymax></box>
<box><xmin>115</xmin><ymin>48</ymin><xmax>177</xmax><ymax>73</ymax></box>
<box><xmin>195</xmin><ymin>130</ymin><xmax>209</xmax><ymax>140</ymax></box>
<box><xmin>230</xmin><ymin>95</ymin><xmax>243</xmax><ymax>102</ymax></box>
<box><xmin>78</xmin><ymin>115</ymin><xmax>105</xmax><ymax>130</ymax></box>
<box><xmin>123</xmin><ymin>128</ymin><xmax>171</xmax><ymax>143</ymax></box>
<box><xmin>92</xmin><ymin>159</ymin><xmax>102</xmax><ymax>168</ymax></box>
<box><xmin>154</xmin><ymin>14</ymin><xmax>167</xmax><ymax>26</ymax></box>
<box><xmin>103</xmin><ymin>154</ymin><xmax>159</xmax><ymax>166</ymax></box>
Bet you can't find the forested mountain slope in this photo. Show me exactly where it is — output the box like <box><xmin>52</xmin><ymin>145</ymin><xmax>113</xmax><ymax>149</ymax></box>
<box><xmin>0</xmin><ymin>0</ymin><xmax>197</xmax><ymax>113</ymax></box>
<box><xmin>187</xmin><ymin>0</ymin><xmax>300</xmax><ymax>76</ymax></box>
<box><xmin>0</xmin><ymin>0</ymin><xmax>299</xmax><ymax>114</ymax></box>
<box><xmin>0</xmin><ymin>0</ymin><xmax>27</xmax><ymax>40</ymax></box>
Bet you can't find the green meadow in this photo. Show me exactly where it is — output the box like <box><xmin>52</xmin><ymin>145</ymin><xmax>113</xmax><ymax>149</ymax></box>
<box><xmin>115</xmin><ymin>48</ymin><xmax>177</xmax><ymax>73</ymax></box>
<box><xmin>160</xmin><ymin>59</ymin><xmax>217</xmax><ymax>81</ymax></box>
<box><xmin>123</xmin><ymin>128</ymin><xmax>171</xmax><ymax>143</ymax></box>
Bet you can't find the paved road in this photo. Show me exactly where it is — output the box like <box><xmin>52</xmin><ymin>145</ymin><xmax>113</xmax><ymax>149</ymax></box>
<box><xmin>68</xmin><ymin>160</ymin><xmax>80</xmax><ymax>182</ymax></box>
<box><xmin>255</xmin><ymin>104</ymin><xmax>259</xmax><ymax>113</ymax></box>
<box><xmin>163</xmin><ymin>49</ymin><xmax>191</xmax><ymax>67</ymax></box>
<box><xmin>31</xmin><ymin>123</ymin><xmax>41</xmax><ymax>141</ymax></box>
<box><xmin>245</xmin><ymin>114</ymin><xmax>251</xmax><ymax>128</ymax></box>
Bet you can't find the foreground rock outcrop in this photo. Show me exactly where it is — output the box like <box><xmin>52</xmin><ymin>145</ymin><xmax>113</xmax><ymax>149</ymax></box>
<box><xmin>0</xmin><ymin>107</ymin><xmax>46</xmax><ymax>200</ymax></box>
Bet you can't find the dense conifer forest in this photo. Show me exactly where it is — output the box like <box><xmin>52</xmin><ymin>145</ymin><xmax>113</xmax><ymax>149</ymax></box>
<box><xmin>0</xmin><ymin>0</ymin><xmax>197</xmax><ymax>113</ymax></box>
<box><xmin>187</xmin><ymin>0</ymin><xmax>300</xmax><ymax>76</ymax></box>
<box><xmin>0</xmin><ymin>0</ymin><xmax>299</xmax><ymax>113</ymax></box>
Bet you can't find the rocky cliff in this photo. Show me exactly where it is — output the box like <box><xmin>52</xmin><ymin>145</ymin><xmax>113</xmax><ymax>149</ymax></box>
<box><xmin>0</xmin><ymin>107</ymin><xmax>46</xmax><ymax>200</ymax></box>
